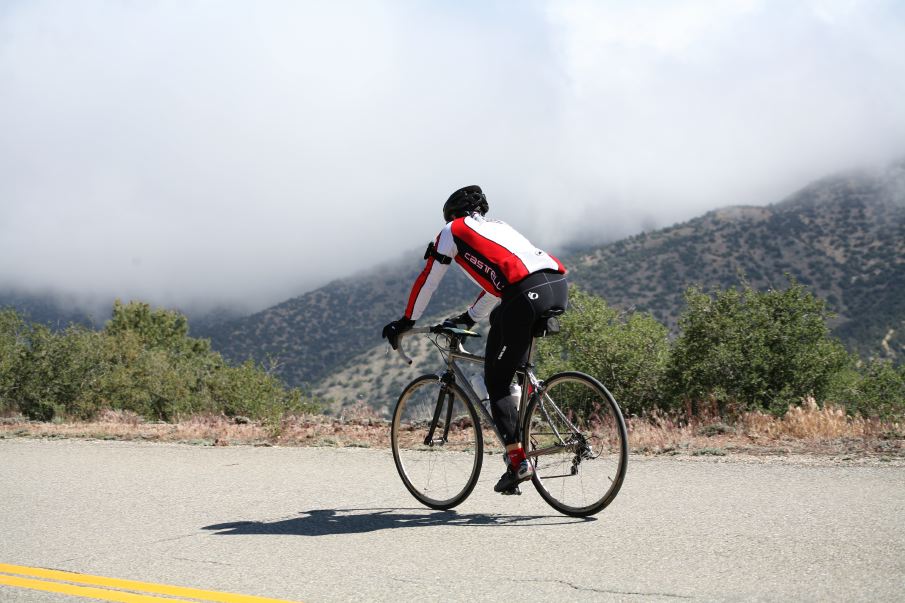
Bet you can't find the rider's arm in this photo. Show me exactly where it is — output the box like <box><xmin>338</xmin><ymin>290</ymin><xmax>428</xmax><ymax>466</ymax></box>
<box><xmin>404</xmin><ymin>226</ymin><xmax>457</xmax><ymax>321</ymax></box>
<box><xmin>466</xmin><ymin>290</ymin><xmax>499</xmax><ymax>323</ymax></box>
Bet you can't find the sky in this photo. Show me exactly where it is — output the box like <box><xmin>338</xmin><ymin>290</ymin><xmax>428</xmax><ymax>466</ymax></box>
<box><xmin>2</xmin><ymin>0</ymin><xmax>904</xmax><ymax>313</ymax></box>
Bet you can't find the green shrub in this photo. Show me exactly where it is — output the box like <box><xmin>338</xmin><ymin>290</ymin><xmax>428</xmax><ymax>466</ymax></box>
<box><xmin>829</xmin><ymin>359</ymin><xmax>905</xmax><ymax>420</ymax></box>
<box><xmin>15</xmin><ymin>324</ymin><xmax>109</xmax><ymax>421</ymax></box>
<box><xmin>666</xmin><ymin>279</ymin><xmax>849</xmax><ymax>415</ymax></box>
<box><xmin>0</xmin><ymin>309</ymin><xmax>27</xmax><ymax>414</ymax></box>
<box><xmin>205</xmin><ymin>359</ymin><xmax>320</xmax><ymax>426</ymax></box>
<box><xmin>536</xmin><ymin>287</ymin><xmax>671</xmax><ymax>416</ymax></box>
<box><xmin>105</xmin><ymin>299</ymin><xmax>210</xmax><ymax>356</ymax></box>
<box><xmin>1</xmin><ymin>303</ymin><xmax>320</xmax><ymax>422</ymax></box>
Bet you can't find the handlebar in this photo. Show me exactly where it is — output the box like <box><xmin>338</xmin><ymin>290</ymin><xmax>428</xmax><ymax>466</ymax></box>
<box><xmin>394</xmin><ymin>327</ymin><xmax>432</xmax><ymax>365</ymax></box>
<box><xmin>393</xmin><ymin>324</ymin><xmax>480</xmax><ymax>365</ymax></box>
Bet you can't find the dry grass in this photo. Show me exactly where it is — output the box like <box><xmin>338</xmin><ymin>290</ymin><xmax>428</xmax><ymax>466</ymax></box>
<box><xmin>0</xmin><ymin>404</ymin><xmax>393</xmax><ymax>448</ymax></box>
<box><xmin>628</xmin><ymin>398</ymin><xmax>903</xmax><ymax>458</ymax></box>
<box><xmin>2</xmin><ymin>399</ymin><xmax>902</xmax><ymax>459</ymax></box>
<box><xmin>0</xmin><ymin>410</ymin><xmax>277</xmax><ymax>446</ymax></box>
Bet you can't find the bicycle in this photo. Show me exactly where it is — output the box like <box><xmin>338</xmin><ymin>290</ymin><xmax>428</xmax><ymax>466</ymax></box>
<box><xmin>389</xmin><ymin>315</ymin><xmax>628</xmax><ymax>517</ymax></box>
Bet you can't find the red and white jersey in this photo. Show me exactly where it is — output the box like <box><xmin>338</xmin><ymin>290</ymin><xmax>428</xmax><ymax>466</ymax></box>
<box><xmin>404</xmin><ymin>213</ymin><xmax>566</xmax><ymax>322</ymax></box>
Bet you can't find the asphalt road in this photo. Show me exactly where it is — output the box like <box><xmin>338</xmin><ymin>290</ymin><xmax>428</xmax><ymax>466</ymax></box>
<box><xmin>1</xmin><ymin>438</ymin><xmax>903</xmax><ymax>602</ymax></box>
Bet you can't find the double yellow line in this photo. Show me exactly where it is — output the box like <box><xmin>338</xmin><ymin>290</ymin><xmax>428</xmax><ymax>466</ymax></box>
<box><xmin>0</xmin><ymin>563</ymin><xmax>302</xmax><ymax>603</ymax></box>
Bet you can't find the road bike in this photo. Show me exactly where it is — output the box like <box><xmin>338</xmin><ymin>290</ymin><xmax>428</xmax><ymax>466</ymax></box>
<box><xmin>389</xmin><ymin>316</ymin><xmax>628</xmax><ymax>517</ymax></box>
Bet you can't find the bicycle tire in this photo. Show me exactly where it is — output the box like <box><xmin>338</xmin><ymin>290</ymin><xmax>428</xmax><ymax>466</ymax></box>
<box><xmin>391</xmin><ymin>374</ymin><xmax>483</xmax><ymax>510</ymax></box>
<box><xmin>523</xmin><ymin>371</ymin><xmax>628</xmax><ymax>517</ymax></box>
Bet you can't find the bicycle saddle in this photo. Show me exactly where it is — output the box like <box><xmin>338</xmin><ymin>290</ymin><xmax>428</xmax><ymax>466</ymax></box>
<box><xmin>533</xmin><ymin>307</ymin><xmax>565</xmax><ymax>338</ymax></box>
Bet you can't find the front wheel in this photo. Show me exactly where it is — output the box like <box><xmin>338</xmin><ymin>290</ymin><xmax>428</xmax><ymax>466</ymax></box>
<box><xmin>391</xmin><ymin>375</ymin><xmax>483</xmax><ymax>510</ymax></box>
<box><xmin>523</xmin><ymin>371</ymin><xmax>628</xmax><ymax>517</ymax></box>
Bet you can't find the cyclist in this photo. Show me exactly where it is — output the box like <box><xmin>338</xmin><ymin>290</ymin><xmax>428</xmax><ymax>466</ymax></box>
<box><xmin>382</xmin><ymin>185</ymin><xmax>568</xmax><ymax>493</ymax></box>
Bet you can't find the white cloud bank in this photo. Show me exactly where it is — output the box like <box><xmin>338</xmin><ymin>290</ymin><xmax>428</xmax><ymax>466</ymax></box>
<box><xmin>1</xmin><ymin>0</ymin><xmax>904</xmax><ymax>311</ymax></box>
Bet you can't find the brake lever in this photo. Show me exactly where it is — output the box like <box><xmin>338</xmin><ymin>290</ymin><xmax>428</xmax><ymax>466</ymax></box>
<box><xmin>396</xmin><ymin>346</ymin><xmax>413</xmax><ymax>365</ymax></box>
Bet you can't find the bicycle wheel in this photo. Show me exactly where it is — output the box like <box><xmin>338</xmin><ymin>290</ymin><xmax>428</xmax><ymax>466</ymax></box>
<box><xmin>523</xmin><ymin>371</ymin><xmax>628</xmax><ymax>517</ymax></box>
<box><xmin>391</xmin><ymin>374</ymin><xmax>483</xmax><ymax>510</ymax></box>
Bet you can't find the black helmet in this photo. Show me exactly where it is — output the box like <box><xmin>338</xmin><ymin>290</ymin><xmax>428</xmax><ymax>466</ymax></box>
<box><xmin>443</xmin><ymin>185</ymin><xmax>488</xmax><ymax>223</ymax></box>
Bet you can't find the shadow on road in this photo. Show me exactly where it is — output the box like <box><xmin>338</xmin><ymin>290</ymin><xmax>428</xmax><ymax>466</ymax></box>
<box><xmin>202</xmin><ymin>508</ymin><xmax>594</xmax><ymax>536</ymax></box>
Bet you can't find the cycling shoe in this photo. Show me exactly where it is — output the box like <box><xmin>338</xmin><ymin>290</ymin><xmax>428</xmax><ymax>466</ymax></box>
<box><xmin>494</xmin><ymin>459</ymin><xmax>533</xmax><ymax>493</ymax></box>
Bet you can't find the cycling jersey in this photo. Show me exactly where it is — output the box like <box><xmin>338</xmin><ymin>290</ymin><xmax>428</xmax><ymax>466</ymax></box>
<box><xmin>404</xmin><ymin>213</ymin><xmax>566</xmax><ymax>322</ymax></box>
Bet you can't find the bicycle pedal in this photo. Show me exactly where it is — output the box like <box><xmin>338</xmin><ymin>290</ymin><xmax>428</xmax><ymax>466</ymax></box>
<box><xmin>500</xmin><ymin>485</ymin><xmax>521</xmax><ymax>496</ymax></box>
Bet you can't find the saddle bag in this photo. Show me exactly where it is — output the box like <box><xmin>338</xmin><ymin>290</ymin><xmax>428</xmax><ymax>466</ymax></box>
<box><xmin>532</xmin><ymin>308</ymin><xmax>565</xmax><ymax>338</ymax></box>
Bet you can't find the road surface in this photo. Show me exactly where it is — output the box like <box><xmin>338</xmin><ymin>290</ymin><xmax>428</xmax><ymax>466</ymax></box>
<box><xmin>1</xmin><ymin>438</ymin><xmax>903</xmax><ymax>601</ymax></box>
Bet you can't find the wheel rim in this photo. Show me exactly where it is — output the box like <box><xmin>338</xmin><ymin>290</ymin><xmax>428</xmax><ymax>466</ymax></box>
<box><xmin>525</xmin><ymin>374</ymin><xmax>627</xmax><ymax>515</ymax></box>
<box><xmin>392</xmin><ymin>378</ymin><xmax>481</xmax><ymax>508</ymax></box>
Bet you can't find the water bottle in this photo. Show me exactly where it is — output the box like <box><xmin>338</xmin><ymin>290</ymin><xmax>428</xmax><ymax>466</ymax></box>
<box><xmin>510</xmin><ymin>383</ymin><xmax>522</xmax><ymax>409</ymax></box>
<box><xmin>469</xmin><ymin>374</ymin><xmax>489</xmax><ymax>403</ymax></box>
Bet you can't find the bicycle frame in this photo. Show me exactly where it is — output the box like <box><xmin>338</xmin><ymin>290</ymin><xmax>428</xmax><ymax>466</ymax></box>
<box><xmin>397</xmin><ymin>328</ymin><xmax>578</xmax><ymax>456</ymax></box>
<box><xmin>392</xmin><ymin>325</ymin><xmax>629</xmax><ymax>517</ymax></box>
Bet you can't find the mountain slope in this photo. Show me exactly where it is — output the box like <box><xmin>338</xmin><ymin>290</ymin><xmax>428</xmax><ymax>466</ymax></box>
<box><xmin>0</xmin><ymin>291</ymin><xmax>99</xmax><ymax>328</ymax></box>
<box><xmin>196</xmin><ymin>259</ymin><xmax>477</xmax><ymax>388</ymax></box>
<box><xmin>569</xmin><ymin>162</ymin><xmax>905</xmax><ymax>357</ymax></box>
<box><xmin>200</xmin><ymin>162</ymin><xmax>904</xmax><ymax>390</ymax></box>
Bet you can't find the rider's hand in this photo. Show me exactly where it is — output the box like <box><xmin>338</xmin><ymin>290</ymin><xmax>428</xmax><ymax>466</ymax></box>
<box><xmin>442</xmin><ymin>311</ymin><xmax>476</xmax><ymax>329</ymax></box>
<box><xmin>382</xmin><ymin>317</ymin><xmax>415</xmax><ymax>350</ymax></box>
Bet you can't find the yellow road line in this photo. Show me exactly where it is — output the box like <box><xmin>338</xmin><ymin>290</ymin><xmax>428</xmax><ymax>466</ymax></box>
<box><xmin>0</xmin><ymin>564</ymin><xmax>302</xmax><ymax>603</ymax></box>
<box><xmin>0</xmin><ymin>574</ymin><xmax>194</xmax><ymax>602</ymax></box>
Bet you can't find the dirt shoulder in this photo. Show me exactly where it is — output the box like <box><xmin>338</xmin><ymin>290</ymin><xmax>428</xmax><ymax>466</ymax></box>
<box><xmin>2</xmin><ymin>407</ymin><xmax>902</xmax><ymax>467</ymax></box>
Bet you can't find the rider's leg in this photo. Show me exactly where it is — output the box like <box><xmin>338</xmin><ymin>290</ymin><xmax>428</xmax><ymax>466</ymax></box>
<box><xmin>484</xmin><ymin>300</ymin><xmax>532</xmax><ymax>448</ymax></box>
<box><xmin>486</xmin><ymin>271</ymin><xmax>569</xmax><ymax>492</ymax></box>
<box><xmin>484</xmin><ymin>271</ymin><xmax>568</xmax><ymax>419</ymax></box>
<box><xmin>485</xmin><ymin>299</ymin><xmax>536</xmax><ymax>492</ymax></box>
<box><xmin>489</xmin><ymin>393</ymin><xmax>528</xmax><ymax>468</ymax></box>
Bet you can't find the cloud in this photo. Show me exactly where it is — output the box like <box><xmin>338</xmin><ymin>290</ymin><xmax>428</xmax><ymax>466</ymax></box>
<box><xmin>1</xmin><ymin>0</ymin><xmax>904</xmax><ymax>311</ymax></box>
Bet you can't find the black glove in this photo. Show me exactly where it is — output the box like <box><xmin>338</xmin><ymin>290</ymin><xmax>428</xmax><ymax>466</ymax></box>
<box><xmin>442</xmin><ymin>311</ymin><xmax>476</xmax><ymax>329</ymax></box>
<box><xmin>382</xmin><ymin>317</ymin><xmax>415</xmax><ymax>350</ymax></box>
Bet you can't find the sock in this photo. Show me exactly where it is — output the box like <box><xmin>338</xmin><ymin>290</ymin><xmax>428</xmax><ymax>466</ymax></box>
<box><xmin>507</xmin><ymin>448</ymin><xmax>526</xmax><ymax>468</ymax></box>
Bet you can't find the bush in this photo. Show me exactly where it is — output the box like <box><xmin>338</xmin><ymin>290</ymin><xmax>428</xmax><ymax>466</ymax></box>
<box><xmin>666</xmin><ymin>279</ymin><xmax>849</xmax><ymax>415</ymax></box>
<box><xmin>15</xmin><ymin>324</ymin><xmax>108</xmax><ymax>421</ymax></box>
<box><xmin>536</xmin><ymin>287</ymin><xmax>670</xmax><ymax>416</ymax></box>
<box><xmin>205</xmin><ymin>359</ymin><xmax>318</xmax><ymax>426</ymax></box>
<box><xmin>106</xmin><ymin>299</ymin><xmax>210</xmax><ymax>357</ymax></box>
<box><xmin>1</xmin><ymin>303</ymin><xmax>320</xmax><ymax>422</ymax></box>
<box><xmin>829</xmin><ymin>359</ymin><xmax>905</xmax><ymax>420</ymax></box>
<box><xmin>0</xmin><ymin>309</ymin><xmax>27</xmax><ymax>414</ymax></box>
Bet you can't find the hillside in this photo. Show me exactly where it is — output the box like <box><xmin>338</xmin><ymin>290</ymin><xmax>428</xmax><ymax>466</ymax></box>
<box><xmin>0</xmin><ymin>291</ymin><xmax>99</xmax><ymax>329</ymax></box>
<box><xmin>195</xmin><ymin>261</ymin><xmax>477</xmax><ymax>389</ymax></box>
<box><xmin>315</xmin><ymin>316</ymin><xmax>491</xmax><ymax>417</ymax></box>
<box><xmin>312</xmin><ymin>164</ymin><xmax>905</xmax><ymax>412</ymax></box>
<box><xmin>198</xmin><ymin>162</ymin><xmax>904</xmax><ymax>397</ymax></box>
<box><xmin>570</xmin><ymin>162</ymin><xmax>905</xmax><ymax>358</ymax></box>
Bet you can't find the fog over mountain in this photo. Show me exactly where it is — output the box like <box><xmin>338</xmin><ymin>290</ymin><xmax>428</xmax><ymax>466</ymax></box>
<box><xmin>2</xmin><ymin>1</ymin><xmax>904</xmax><ymax>314</ymax></box>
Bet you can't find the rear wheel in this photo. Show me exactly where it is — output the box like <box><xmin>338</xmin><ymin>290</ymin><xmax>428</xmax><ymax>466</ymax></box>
<box><xmin>523</xmin><ymin>371</ymin><xmax>628</xmax><ymax>517</ymax></box>
<box><xmin>391</xmin><ymin>375</ymin><xmax>483</xmax><ymax>510</ymax></box>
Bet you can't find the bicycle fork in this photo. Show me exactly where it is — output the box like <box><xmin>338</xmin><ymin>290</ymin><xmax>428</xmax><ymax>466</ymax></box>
<box><xmin>423</xmin><ymin>377</ymin><xmax>456</xmax><ymax>447</ymax></box>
